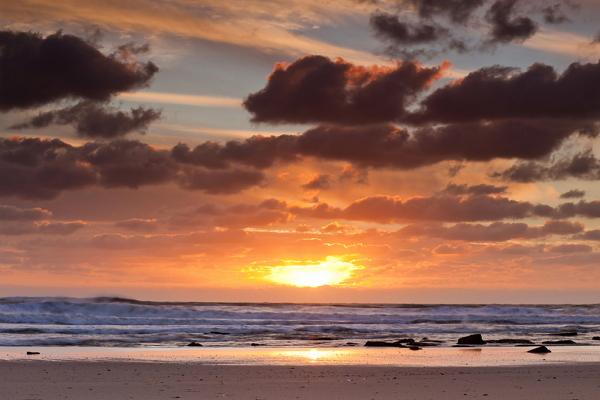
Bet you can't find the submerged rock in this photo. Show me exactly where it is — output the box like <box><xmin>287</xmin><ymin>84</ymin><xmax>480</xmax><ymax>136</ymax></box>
<box><xmin>364</xmin><ymin>340</ymin><xmax>406</xmax><ymax>348</ymax></box>
<box><xmin>528</xmin><ymin>346</ymin><xmax>551</xmax><ymax>354</ymax></box>
<box><xmin>487</xmin><ymin>339</ymin><xmax>534</xmax><ymax>345</ymax></box>
<box><xmin>457</xmin><ymin>334</ymin><xmax>485</xmax><ymax>345</ymax></box>
<box><xmin>541</xmin><ymin>340</ymin><xmax>576</xmax><ymax>345</ymax></box>
<box><xmin>187</xmin><ymin>341</ymin><xmax>203</xmax><ymax>347</ymax></box>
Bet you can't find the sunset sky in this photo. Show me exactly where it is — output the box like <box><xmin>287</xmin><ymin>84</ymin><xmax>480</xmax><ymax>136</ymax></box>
<box><xmin>2</xmin><ymin>0</ymin><xmax>600</xmax><ymax>303</ymax></box>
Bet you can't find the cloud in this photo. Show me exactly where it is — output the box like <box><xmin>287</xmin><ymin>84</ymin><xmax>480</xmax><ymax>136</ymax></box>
<box><xmin>485</xmin><ymin>0</ymin><xmax>537</xmax><ymax>44</ymax></box>
<box><xmin>243</xmin><ymin>55</ymin><xmax>445</xmax><ymax>125</ymax></box>
<box><xmin>408</xmin><ymin>0</ymin><xmax>484</xmax><ymax>23</ymax></box>
<box><xmin>10</xmin><ymin>101</ymin><xmax>161</xmax><ymax>138</ymax></box>
<box><xmin>370</xmin><ymin>12</ymin><xmax>447</xmax><ymax>45</ymax></box>
<box><xmin>416</xmin><ymin>60</ymin><xmax>600</xmax><ymax>123</ymax></box>
<box><xmin>0</xmin><ymin>205</ymin><xmax>52</xmax><ymax>221</ymax></box>
<box><xmin>174</xmin><ymin>120</ymin><xmax>587</xmax><ymax>172</ymax></box>
<box><xmin>556</xmin><ymin>200</ymin><xmax>600</xmax><ymax>219</ymax></box>
<box><xmin>0</xmin><ymin>30</ymin><xmax>157</xmax><ymax>110</ymax></box>
<box><xmin>399</xmin><ymin>220</ymin><xmax>583</xmax><ymax>242</ymax></box>
<box><xmin>441</xmin><ymin>183</ymin><xmax>507</xmax><ymax>196</ymax></box>
<box><xmin>541</xmin><ymin>3</ymin><xmax>570</xmax><ymax>24</ymax></box>
<box><xmin>292</xmin><ymin>193</ymin><xmax>553</xmax><ymax>223</ymax></box>
<box><xmin>302</xmin><ymin>174</ymin><xmax>332</xmax><ymax>190</ymax></box>
<box><xmin>495</xmin><ymin>152</ymin><xmax>600</xmax><ymax>182</ymax></box>
<box><xmin>560</xmin><ymin>189</ymin><xmax>586</xmax><ymax>199</ymax></box>
<box><xmin>0</xmin><ymin>221</ymin><xmax>86</xmax><ymax>236</ymax></box>
<box><xmin>547</xmin><ymin>244</ymin><xmax>592</xmax><ymax>253</ymax></box>
<box><xmin>114</xmin><ymin>218</ymin><xmax>159</xmax><ymax>232</ymax></box>
<box><xmin>0</xmin><ymin>137</ymin><xmax>265</xmax><ymax>199</ymax></box>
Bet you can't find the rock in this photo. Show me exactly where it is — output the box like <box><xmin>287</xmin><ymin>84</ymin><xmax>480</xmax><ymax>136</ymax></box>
<box><xmin>345</xmin><ymin>342</ymin><xmax>359</xmax><ymax>346</ymax></box>
<box><xmin>395</xmin><ymin>338</ymin><xmax>416</xmax><ymax>344</ymax></box>
<box><xmin>541</xmin><ymin>340</ymin><xmax>576</xmax><ymax>345</ymax></box>
<box><xmin>551</xmin><ymin>331</ymin><xmax>578</xmax><ymax>337</ymax></box>
<box><xmin>364</xmin><ymin>340</ymin><xmax>406</xmax><ymax>348</ymax></box>
<box><xmin>457</xmin><ymin>334</ymin><xmax>485</xmax><ymax>345</ymax></box>
<box><xmin>487</xmin><ymin>339</ymin><xmax>534</xmax><ymax>345</ymax></box>
<box><xmin>593</xmin><ymin>336</ymin><xmax>600</xmax><ymax>341</ymax></box>
<box><xmin>26</xmin><ymin>351</ymin><xmax>40</xmax><ymax>355</ymax></box>
<box><xmin>250</xmin><ymin>343</ymin><xmax>262</xmax><ymax>346</ymax></box>
<box><xmin>528</xmin><ymin>346</ymin><xmax>551</xmax><ymax>354</ymax></box>
<box><xmin>187</xmin><ymin>341</ymin><xmax>203</xmax><ymax>347</ymax></box>
<box><xmin>414</xmin><ymin>341</ymin><xmax>441</xmax><ymax>347</ymax></box>
<box><xmin>209</xmin><ymin>331</ymin><xmax>230</xmax><ymax>335</ymax></box>
<box><xmin>408</xmin><ymin>346</ymin><xmax>422</xmax><ymax>351</ymax></box>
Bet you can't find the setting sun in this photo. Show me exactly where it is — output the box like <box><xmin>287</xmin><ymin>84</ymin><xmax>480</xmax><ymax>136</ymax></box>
<box><xmin>264</xmin><ymin>256</ymin><xmax>361</xmax><ymax>287</ymax></box>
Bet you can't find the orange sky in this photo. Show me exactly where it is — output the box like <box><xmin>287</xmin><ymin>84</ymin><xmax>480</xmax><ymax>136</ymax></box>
<box><xmin>2</xmin><ymin>0</ymin><xmax>600</xmax><ymax>303</ymax></box>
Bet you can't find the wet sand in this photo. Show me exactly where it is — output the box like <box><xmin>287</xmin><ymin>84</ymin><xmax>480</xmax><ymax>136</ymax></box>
<box><xmin>1</xmin><ymin>361</ymin><xmax>600</xmax><ymax>399</ymax></box>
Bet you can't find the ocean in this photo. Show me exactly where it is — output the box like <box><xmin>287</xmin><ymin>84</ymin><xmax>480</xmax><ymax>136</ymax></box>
<box><xmin>1</xmin><ymin>297</ymin><xmax>599</xmax><ymax>347</ymax></box>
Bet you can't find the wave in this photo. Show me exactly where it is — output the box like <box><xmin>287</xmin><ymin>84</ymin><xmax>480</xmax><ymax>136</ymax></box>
<box><xmin>1</xmin><ymin>297</ymin><xmax>600</xmax><ymax>347</ymax></box>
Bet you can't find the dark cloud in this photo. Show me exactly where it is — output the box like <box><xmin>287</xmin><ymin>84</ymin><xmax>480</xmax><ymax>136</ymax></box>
<box><xmin>560</xmin><ymin>189</ymin><xmax>586</xmax><ymax>199</ymax></box>
<box><xmin>494</xmin><ymin>152</ymin><xmax>600</xmax><ymax>182</ymax></box>
<box><xmin>0</xmin><ymin>221</ymin><xmax>86</xmax><ymax>236</ymax></box>
<box><xmin>178</xmin><ymin>167</ymin><xmax>265</xmax><ymax>194</ymax></box>
<box><xmin>0</xmin><ymin>205</ymin><xmax>52</xmax><ymax>221</ymax></box>
<box><xmin>292</xmin><ymin>193</ymin><xmax>552</xmax><ymax>223</ymax></box>
<box><xmin>416</xmin><ymin>60</ymin><xmax>600</xmax><ymax>123</ymax></box>
<box><xmin>399</xmin><ymin>220</ymin><xmax>583</xmax><ymax>242</ymax></box>
<box><xmin>11</xmin><ymin>101</ymin><xmax>161</xmax><ymax>138</ymax></box>
<box><xmin>0</xmin><ymin>31</ymin><xmax>158</xmax><ymax>110</ymax></box>
<box><xmin>409</xmin><ymin>0</ymin><xmax>484</xmax><ymax>23</ymax></box>
<box><xmin>556</xmin><ymin>200</ymin><xmax>600</xmax><ymax>219</ymax></box>
<box><xmin>441</xmin><ymin>183</ymin><xmax>507</xmax><ymax>196</ymax></box>
<box><xmin>486</xmin><ymin>0</ymin><xmax>537</xmax><ymax>44</ymax></box>
<box><xmin>541</xmin><ymin>3</ymin><xmax>569</xmax><ymax>24</ymax></box>
<box><xmin>0</xmin><ymin>137</ymin><xmax>265</xmax><ymax>199</ymax></box>
<box><xmin>243</xmin><ymin>55</ymin><xmax>443</xmax><ymax>125</ymax></box>
<box><xmin>577</xmin><ymin>229</ymin><xmax>600</xmax><ymax>241</ymax></box>
<box><xmin>173</xmin><ymin>120</ymin><xmax>587</xmax><ymax>172</ymax></box>
<box><xmin>302</xmin><ymin>174</ymin><xmax>332</xmax><ymax>191</ymax></box>
<box><xmin>370</xmin><ymin>12</ymin><xmax>446</xmax><ymax>45</ymax></box>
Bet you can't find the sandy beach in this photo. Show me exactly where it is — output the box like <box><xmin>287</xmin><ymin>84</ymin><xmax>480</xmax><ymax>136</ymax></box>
<box><xmin>1</xmin><ymin>360</ymin><xmax>600</xmax><ymax>399</ymax></box>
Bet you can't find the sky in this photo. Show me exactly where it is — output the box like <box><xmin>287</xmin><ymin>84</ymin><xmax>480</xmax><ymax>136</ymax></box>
<box><xmin>2</xmin><ymin>0</ymin><xmax>600</xmax><ymax>303</ymax></box>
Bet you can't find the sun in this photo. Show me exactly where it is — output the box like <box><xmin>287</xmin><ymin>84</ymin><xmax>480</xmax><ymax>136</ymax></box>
<box><xmin>264</xmin><ymin>256</ymin><xmax>360</xmax><ymax>288</ymax></box>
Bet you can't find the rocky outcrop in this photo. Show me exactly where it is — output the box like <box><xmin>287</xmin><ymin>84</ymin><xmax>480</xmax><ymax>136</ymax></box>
<box><xmin>187</xmin><ymin>341</ymin><xmax>203</xmax><ymax>347</ymax></box>
<box><xmin>528</xmin><ymin>346</ymin><xmax>551</xmax><ymax>354</ymax></box>
<box><xmin>457</xmin><ymin>334</ymin><xmax>485</xmax><ymax>345</ymax></box>
<box><xmin>541</xmin><ymin>340</ymin><xmax>576</xmax><ymax>345</ymax></box>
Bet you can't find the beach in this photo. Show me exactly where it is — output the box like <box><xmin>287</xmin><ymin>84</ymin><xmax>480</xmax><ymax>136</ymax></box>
<box><xmin>2</xmin><ymin>361</ymin><xmax>600</xmax><ymax>399</ymax></box>
<box><xmin>2</xmin><ymin>346</ymin><xmax>600</xmax><ymax>399</ymax></box>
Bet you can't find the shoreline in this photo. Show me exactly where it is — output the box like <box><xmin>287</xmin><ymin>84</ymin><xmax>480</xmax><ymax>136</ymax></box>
<box><xmin>3</xmin><ymin>345</ymin><xmax>600</xmax><ymax>367</ymax></box>
<box><xmin>2</xmin><ymin>361</ymin><xmax>600</xmax><ymax>399</ymax></box>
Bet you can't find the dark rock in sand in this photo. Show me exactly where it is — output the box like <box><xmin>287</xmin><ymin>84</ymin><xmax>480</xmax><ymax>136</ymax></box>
<box><xmin>528</xmin><ymin>346</ymin><xmax>551</xmax><ymax>354</ymax></box>
<box><xmin>345</xmin><ymin>342</ymin><xmax>359</xmax><ymax>346</ymax></box>
<box><xmin>187</xmin><ymin>341</ymin><xmax>203</xmax><ymax>347</ymax></box>
<box><xmin>457</xmin><ymin>334</ymin><xmax>485</xmax><ymax>345</ymax></box>
<box><xmin>542</xmin><ymin>340</ymin><xmax>576</xmax><ymax>345</ymax></box>
<box><xmin>26</xmin><ymin>351</ymin><xmax>40</xmax><ymax>355</ymax></box>
<box><xmin>551</xmin><ymin>331</ymin><xmax>578</xmax><ymax>337</ymax></box>
<box><xmin>414</xmin><ymin>341</ymin><xmax>441</xmax><ymax>347</ymax></box>
<box><xmin>408</xmin><ymin>346</ymin><xmax>422</xmax><ymax>351</ymax></box>
<box><xmin>364</xmin><ymin>340</ymin><xmax>406</xmax><ymax>348</ymax></box>
<box><xmin>488</xmin><ymin>339</ymin><xmax>534</xmax><ymax>345</ymax></box>
<box><xmin>250</xmin><ymin>343</ymin><xmax>262</xmax><ymax>347</ymax></box>
<box><xmin>593</xmin><ymin>337</ymin><xmax>600</xmax><ymax>341</ymax></box>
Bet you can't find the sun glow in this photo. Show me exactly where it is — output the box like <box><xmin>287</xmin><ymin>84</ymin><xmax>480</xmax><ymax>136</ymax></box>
<box><xmin>265</xmin><ymin>256</ymin><xmax>360</xmax><ymax>287</ymax></box>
